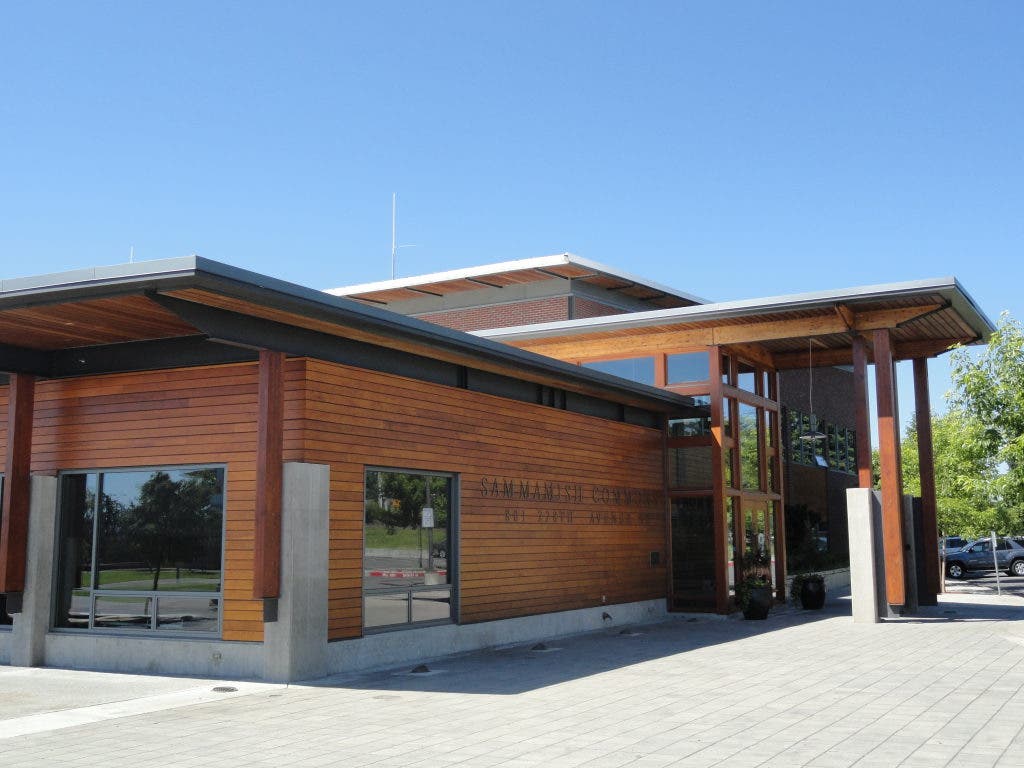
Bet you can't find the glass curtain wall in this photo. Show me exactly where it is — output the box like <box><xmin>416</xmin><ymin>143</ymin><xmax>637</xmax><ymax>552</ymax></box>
<box><xmin>721</xmin><ymin>351</ymin><xmax>782</xmax><ymax>602</ymax></box>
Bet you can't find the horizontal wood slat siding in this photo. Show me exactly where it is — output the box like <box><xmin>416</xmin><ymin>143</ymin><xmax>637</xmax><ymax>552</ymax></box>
<box><xmin>14</xmin><ymin>362</ymin><xmax>305</xmax><ymax>643</ymax></box>
<box><xmin>300</xmin><ymin>359</ymin><xmax>666</xmax><ymax>641</ymax></box>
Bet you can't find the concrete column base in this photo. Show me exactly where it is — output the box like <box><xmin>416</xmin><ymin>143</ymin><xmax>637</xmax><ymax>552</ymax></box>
<box><xmin>847</xmin><ymin>488</ymin><xmax>884</xmax><ymax>623</ymax></box>
<box><xmin>9</xmin><ymin>475</ymin><xmax>59</xmax><ymax>666</ymax></box>
<box><xmin>262</xmin><ymin>462</ymin><xmax>330</xmax><ymax>682</ymax></box>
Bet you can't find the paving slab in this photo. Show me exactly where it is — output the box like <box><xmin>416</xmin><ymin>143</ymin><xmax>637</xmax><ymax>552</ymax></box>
<box><xmin>2</xmin><ymin>591</ymin><xmax>1024</xmax><ymax>766</ymax></box>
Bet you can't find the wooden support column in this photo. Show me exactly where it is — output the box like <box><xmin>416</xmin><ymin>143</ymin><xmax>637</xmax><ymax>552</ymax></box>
<box><xmin>253</xmin><ymin>350</ymin><xmax>285</xmax><ymax>606</ymax></box>
<box><xmin>851</xmin><ymin>335</ymin><xmax>873</xmax><ymax>489</ymax></box>
<box><xmin>0</xmin><ymin>374</ymin><xmax>36</xmax><ymax>596</ymax></box>
<box><xmin>709</xmin><ymin>348</ymin><xmax>729</xmax><ymax>614</ymax></box>
<box><xmin>873</xmin><ymin>329</ymin><xmax>906</xmax><ymax>608</ymax></box>
<box><xmin>914</xmin><ymin>357</ymin><xmax>940</xmax><ymax>602</ymax></box>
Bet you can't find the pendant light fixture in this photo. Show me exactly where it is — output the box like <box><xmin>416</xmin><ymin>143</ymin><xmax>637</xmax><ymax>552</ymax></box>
<box><xmin>799</xmin><ymin>338</ymin><xmax>827</xmax><ymax>442</ymax></box>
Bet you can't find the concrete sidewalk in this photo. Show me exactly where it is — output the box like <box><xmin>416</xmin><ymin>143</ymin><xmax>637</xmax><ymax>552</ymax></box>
<box><xmin>3</xmin><ymin>591</ymin><xmax>1024</xmax><ymax>767</ymax></box>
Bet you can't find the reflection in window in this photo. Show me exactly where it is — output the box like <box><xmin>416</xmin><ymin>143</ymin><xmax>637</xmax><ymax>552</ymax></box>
<box><xmin>668</xmin><ymin>396</ymin><xmax>711</xmax><ymax>437</ymax></box>
<box><xmin>737</xmin><ymin>362</ymin><xmax>757</xmax><ymax>393</ymax></box>
<box><xmin>738</xmin><ymin>403</ymin><xmax>761</xmax><ymax>491</ymax></box>
<box><xmin>54</xmin><ymin>468</ymin><xmax>224</xmax><ymax>633</ymax></box>
<box><xmin>581</xmin><ymin>357</ymin><xmax>656</xmax><ymax>386</ymax></box>
<box><xmin>669</xmin><ymin>446</ymin><xmax>713</xmax><ymax>489</ymax></box>
<box><xmin>671</xmin><ymin>497</ymin><xmax>716</xmax><ymax>609</ymax></box>
<box><xmin>364</xmin><ymin>470</ymin><xmax>455</xmax><ymax>630</ymax></box>
<box><xmin>667</xmin><ymin>352</ymin><xmax>710</xmax><ymax>384</ymax></box>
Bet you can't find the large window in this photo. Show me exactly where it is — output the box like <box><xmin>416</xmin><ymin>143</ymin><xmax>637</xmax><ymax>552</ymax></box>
<box><xmin>0</xmin><ymin>474</ymin><xmax>9</xmax><ymax>628</ymax></box>
<box><xmin>364</xmin><ymin>469</ymin><xmax>455</xmax><ymax>631</ymax></box>
<box><xmin>581</xmin><ymin>357</ymin><xmax>656</xmax><ymax>386</ymax></box>
<box><xmin>53</xmin><ymin>467</ymin><xmax>224</xmax><ymax>634</ymax></box>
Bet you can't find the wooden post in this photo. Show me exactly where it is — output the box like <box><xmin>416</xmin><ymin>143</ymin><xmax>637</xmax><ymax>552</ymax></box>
<box><xmin>873</xmin><ymin>329</ymin><xmax>905</xmax><ymax>608</ymax></box>
<box><xmin>709</xmin><ymin>348</ymin><xmax>729</xmax><ymax>614</ymax></box>
<box><xmin>0</xmin><ymin>374</ymin><xmax>36</xmax><ymax>595</ymax></box>
<box><xmin>253</xmin><ymin>350</ymin><xmax>285</xmax><ymax>603</ymax></box>
<box><xmin>914</xmin><ymin>357</ymin><xmax>940</xmax><ymax>603</ymax></box>
<box><xmin>851</xmin><ymin>335</ymin><xmax>873</xmax><ymax>489</ymax></box>
<box><xmin>772</xmin><ymin>374</ymin><xmax>787</xmax><ymax>602</ymax></box>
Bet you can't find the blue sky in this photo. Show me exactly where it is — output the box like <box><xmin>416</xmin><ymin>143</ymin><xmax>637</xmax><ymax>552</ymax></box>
<box><xmin>2</xmin><ymin>3</ymin><xmax>1022</xmax><ymax>434</ymax></box>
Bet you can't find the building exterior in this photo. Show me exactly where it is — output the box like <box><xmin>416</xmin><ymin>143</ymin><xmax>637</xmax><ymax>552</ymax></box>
<box><xmin>0</xmin><ymin>255</ymin><xmax>995</xmax><ymax>680</ymax></box>
<box><xmin>335</xmin><ymin>255</ymin><xmax>994</xmax><ymax>614</ymax></box>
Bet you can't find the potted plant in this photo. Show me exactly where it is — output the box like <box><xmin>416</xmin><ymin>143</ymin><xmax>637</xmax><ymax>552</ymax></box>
<box><xmin>791</xmin><ymin>572</ymin><xmax>826</xmax><ymax>610</ymax></box>
<box><xmin>737</xmin><ymin>575</ymin><xmax>773</xmax><ymax>620</ymax></box>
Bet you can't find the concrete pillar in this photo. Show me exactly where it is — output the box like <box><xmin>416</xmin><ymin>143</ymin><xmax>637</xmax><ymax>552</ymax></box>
<box><xmin>10</xmin><ymin>475</ymin><xmax>59</xmax><ymax>667</ymax></box>
<box><xmin>847</xmin><ymin>488</ymin><xmax>886</xmax><ymax>624</ymax></box>
<box><xmin>262</xmin><ymin>462</ymin><xmax>330</xmax><ymax>683</ymax></box>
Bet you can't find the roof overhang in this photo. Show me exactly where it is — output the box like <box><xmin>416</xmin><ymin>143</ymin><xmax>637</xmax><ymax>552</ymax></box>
<box><xmin>474</xmin><ymin>277</ymin><xmax>996</xmax><ymax>369</ymax></box>
<box><xmin>326</xmin><ymin>252</ymin><xmax>708</xmax><ymax>309</ymax></box>
<box><xmin>0</xmin><ymin>257</ymin><xmax>692</xmax><ymax>412</ymax></box>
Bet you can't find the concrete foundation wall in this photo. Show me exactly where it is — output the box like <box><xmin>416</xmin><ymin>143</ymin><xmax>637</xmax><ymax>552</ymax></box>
<box><xmin>0</xmin><ymin>631</ymin><xmax>10</xmax><ymax>664</ymax></box>
<box><xmin>43</xmin><ymin>633</ymin><xmax>264</xmax><ymax>678</ymax></box>
<box><xmin>327</xmin><ymin>598</ymin><xmax>669</xmax><ymax>675</ymax></box>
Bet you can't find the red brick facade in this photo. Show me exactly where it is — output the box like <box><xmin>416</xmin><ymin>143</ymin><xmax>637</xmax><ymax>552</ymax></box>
<box><xmin>415</xmin><ymin>296</ymin><xmax>627</xmax><ymax>332</ymax></box>
<box><xmin>573</xmin><ymin>297</ymin><xmax>628</xmax><ymax>320</ymax></box>
<box><xmin>415</xmin><ymin>297</ymin><xmax>571</xmax><ymax>332</ymax></box>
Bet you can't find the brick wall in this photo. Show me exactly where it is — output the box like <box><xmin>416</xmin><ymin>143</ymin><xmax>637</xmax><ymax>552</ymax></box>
<box><xmin>415</xmin><ymin>296</ymin><xmax>570</xmax><ymax>331</ymax></box>
<box><xmin>572</xmin><ymin>297</ymin><xmax>628</xmax><ymax>319</ymax></box>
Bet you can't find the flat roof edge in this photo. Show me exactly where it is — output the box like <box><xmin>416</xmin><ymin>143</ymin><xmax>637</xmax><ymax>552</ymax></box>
<box><xmin>326</xmin><ymin>252</ymin><xmax>708</xmax><ymax>305</ymax></box>
<box><xmin>0</xmin><ymin>256</ymin><xmax>691</xmax><ymax>413</ymax></box>
<box><xmin>475</xmin><ymin>276</ymin><xmax>996</xmax><ymax>343</ymax></box>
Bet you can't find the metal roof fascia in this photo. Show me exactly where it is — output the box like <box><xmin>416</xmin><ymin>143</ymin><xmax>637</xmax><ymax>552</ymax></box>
<box><xmin>183</xmin><ymin>260</ymin><xmax>691</xmax><ymax>410</ymax></box>
<box><xmin>0</xmin><ymin>256</ymin><xmax>687</xmax><ymax>411</ymax></box>
<box><xmin>326</xmin><ymin>252</ymin><xmax>708</xmax><ymax>305</ymax></box>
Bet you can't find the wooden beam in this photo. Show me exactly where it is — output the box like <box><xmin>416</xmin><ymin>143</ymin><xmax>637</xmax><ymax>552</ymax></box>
<box><xmin>852</xmin><ymin>336</ymin><xmax>873</xmax><ymax>488</ymax></box>
<box><xmin>253</xmin><ymin>350</ymin><xmax>285</xmax><ymax>602</ymax></box>
<box><xmin>709</xmin><ymin>349</ymin><xmax>729</xmax><ymax>614</ymax></box>
<box><xmin>772</xmin><ymin>336</ymin><xmax>974</xmax><ymax>370</ymax></box>
<box><xmin>873</xmin><ymin>329</ymin><xmax>906</xmax><ymax>608</ymax></box>
<box><xmin>513</xmin><ymin>327</ymin><xmax>716</xmax><ymax>361</ymax></box>
<box><xmin>710</xmin><ymin>304</ymin><xmax>943</xmax><ymax>346</ymax></box>
<box><xmin>914</xmin><ymin>358</ymin><xmax>940</xmax><ymax>603</ymax></box>
<box><xmin>835</xmin><ymin>303</ymin><xmax>856</xmax><ymax>330</ymax></box>
<box><xmin>0</xmin><ymin>374</ymin><xmax>36</xmax><ymax>594</ymax></box>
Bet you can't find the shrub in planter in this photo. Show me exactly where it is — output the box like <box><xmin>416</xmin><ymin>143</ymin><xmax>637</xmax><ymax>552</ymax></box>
<box><xmin>737</xmin><ymin>577</ymin><xmax>773</xmax><ymax>620</ymax></box>
<box><xmin>791</xmin><ymin>572</ymin><xmax>826</xmax><ymax>610</ymax></box>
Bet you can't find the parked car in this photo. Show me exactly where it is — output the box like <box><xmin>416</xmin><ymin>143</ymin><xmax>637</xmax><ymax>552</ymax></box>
<box><xmin>941</xmin><ymin>536</ymin><xmax>967</xmax><ymax>554</ymax></box>
<box><xmin>944</xmin><ymin>537</ymin><xmax>1024</xmax><ymax>579</ymax></box>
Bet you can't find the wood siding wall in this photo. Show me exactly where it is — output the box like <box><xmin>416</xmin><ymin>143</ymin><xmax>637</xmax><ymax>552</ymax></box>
<box><xmin>0</xmin><ymin>363</ymin><xmax>305</xmax><ymax>642</ymax></box>
<box><xmin>1</xmin><ymin>357</ymin><xmax>664</xmax><ymax>645</ymax></box>
<box><xmin>298</xmin><ymin>359</ymin><xmax>667</xmax><ymax>641</ymax></box>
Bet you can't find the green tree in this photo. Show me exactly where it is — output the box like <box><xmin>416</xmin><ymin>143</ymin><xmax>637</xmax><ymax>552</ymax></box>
<box><xmin>900</xmin><ymin>411</ymin><xmax>1003</xmax><ymax>538</ymax></box>
<box><xmin>950</xmin><ymin>312</ymin><xmax>1024</xmax><ymax>531</ymax></box>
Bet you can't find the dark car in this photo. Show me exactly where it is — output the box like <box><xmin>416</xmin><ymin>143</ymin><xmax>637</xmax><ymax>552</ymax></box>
<box><xmin>941</xmin><ymin>536</ymin><xmax>967</xmax><ymax>554</ymax></box>
<box><xmin>945</xmin><ymin>537</ymin><xmax>1024</xmax><ymax>579</ymax></box>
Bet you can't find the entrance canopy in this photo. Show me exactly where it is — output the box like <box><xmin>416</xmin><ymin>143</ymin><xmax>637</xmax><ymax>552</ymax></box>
<box><xmin>475</xmin><ymin>277</ymin><xmax>995</xmax><ymax>368</ymax></box>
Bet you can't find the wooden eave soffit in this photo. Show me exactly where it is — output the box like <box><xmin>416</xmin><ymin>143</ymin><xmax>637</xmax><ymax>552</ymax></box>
<box><xmin>514</xmin><ymin>302</ymin><xmax>944</xmax><ymax>360</ymax></box>
<box><xmin>711</xmin><ymin>303</ymin><xmax>943</xmax><ymax>345</ymax></box>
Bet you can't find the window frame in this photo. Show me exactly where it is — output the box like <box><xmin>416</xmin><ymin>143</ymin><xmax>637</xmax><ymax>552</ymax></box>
<box><xmin>362</xmin><ymin>466</ymin><xmax>460</xmax><ymax>634</ymax></box>
<box><xmin>50</xmin><ymin>463</ymin><xmax>228</xmax><ymax>638</ymax></box>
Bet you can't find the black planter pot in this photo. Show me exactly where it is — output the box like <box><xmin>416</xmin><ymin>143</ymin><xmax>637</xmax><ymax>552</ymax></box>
<box><xmin>799</xmin><ymin>578</ymin><xmax>826</xmax><ymax>610</ymax></box>
<box><xmin>742</xmin><ymin>585</ymin><xmax>773</xmax><ymax>620</ymax></box>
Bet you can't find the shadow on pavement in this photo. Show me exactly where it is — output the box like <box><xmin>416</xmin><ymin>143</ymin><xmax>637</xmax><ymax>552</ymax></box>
<box><xmin>307</xmin><ymin>595</ymin><xmax>853</xmax><ymax>696</ymax></box>
<box><xmin>892</xmin><ymin>597</ymin><xmax>1024</xmax><ymax>624</ymax></box>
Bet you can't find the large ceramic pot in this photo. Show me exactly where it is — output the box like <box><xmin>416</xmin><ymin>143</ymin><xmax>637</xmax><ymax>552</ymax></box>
<box><xmin>799</xmin><ymin>577</ymin><xmax>826</xmax><ymax>610</ymax></box>
<box><xmin>742</xmin><ymin>585</ymin><xmax>773</xmax><ymax>620</ymax></box>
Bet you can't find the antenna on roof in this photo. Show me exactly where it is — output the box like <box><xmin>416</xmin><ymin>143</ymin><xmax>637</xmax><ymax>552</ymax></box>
<box><xmin>390</xmin><ymin>193</ymin><xmax>417</xmax><ymax>279</ymax></box>
<box><xmin>129</xmin><ymin>246</ymin><xmax>134</xmax><ymax>264</ymax></box>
